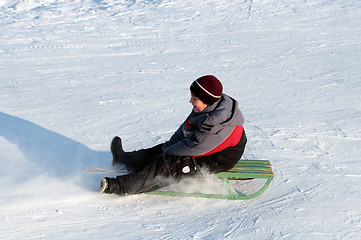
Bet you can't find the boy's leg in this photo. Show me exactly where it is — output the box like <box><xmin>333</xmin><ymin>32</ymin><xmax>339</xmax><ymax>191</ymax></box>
<box><xmin>102</xmin><ymin>155</ymin><xmax>198</xmax><ymax>195</ymax></box>
<box><xmin>111</xmin><ymin>136</ymin><xmax>164</xmax><ymax>173</ymax></box>
<box><xmin>121</xmin><ymin>144</ymin><xmax>164</xmax><ymax>173</ymax></box>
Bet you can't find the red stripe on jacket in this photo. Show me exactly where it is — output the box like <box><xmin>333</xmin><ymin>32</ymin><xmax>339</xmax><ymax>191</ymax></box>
<box><xmin>192</xmin><ymin>125</ymin><xmax>244</xmax><ymax>157</ymax></box>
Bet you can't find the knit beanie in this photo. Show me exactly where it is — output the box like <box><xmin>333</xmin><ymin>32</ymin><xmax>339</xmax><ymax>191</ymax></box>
<box><xmin>190</xmin><ymin>75</ymin><xmax>223</xmax><ymax>105</ymax></box>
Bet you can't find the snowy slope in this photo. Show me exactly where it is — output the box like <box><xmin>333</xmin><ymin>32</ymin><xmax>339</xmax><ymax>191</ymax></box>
<box><xmin>1</xmin><ymin>0</ymin><xmax>361</xmax><ymax>239</ymax></box>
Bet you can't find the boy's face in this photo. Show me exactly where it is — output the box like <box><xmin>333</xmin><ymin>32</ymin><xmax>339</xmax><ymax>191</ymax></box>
<box><xmin>190</xmin><ymin>92</ymin><xmax>208</xmax><ymax>113</ymax></box>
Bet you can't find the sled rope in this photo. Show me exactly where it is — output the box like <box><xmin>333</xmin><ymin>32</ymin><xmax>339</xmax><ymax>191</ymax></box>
<box><xmin>83</xmin><ymin>166</ymin><xmax>127</xmax><ymax>175</ymax></box>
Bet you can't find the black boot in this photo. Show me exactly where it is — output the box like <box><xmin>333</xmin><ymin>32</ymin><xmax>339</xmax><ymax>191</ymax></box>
<box><xmin>100</xmin><ymin>177</ymin><xmax>122</xmax><ymax>194</ymax></box>
<box><xmin>111</xmin><ymin>136</ymin><xmax>125</xmax><ymax>167</ymax></box>
<box><xmin>100</xmin><ymin>177</ymin><xmax>108</xmax><ymax>193</ymax></box>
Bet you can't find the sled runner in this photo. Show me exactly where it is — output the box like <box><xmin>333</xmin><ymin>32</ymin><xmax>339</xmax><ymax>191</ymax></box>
<box><xmin>147</xmin><ymin>160</ymin><xmax>274</xmax><ymax>199</ymax></box>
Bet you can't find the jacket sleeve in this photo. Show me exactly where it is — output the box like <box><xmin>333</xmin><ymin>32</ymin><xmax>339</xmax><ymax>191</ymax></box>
<box><xmin>163</xmin><ymin>118</ymin><xmax>213</xmax><ymax>156</ymax></box>
<box><xmin>162</xmin><ymin>124</ymin><xmax>184</xmax><ymax>151</ymax></box>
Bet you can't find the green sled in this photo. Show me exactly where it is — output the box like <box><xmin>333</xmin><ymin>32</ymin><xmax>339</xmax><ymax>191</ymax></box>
<box><xmin>147</xmin><ymin>160</ymin><xmax>274</xmax><ymax>200</ymax></box>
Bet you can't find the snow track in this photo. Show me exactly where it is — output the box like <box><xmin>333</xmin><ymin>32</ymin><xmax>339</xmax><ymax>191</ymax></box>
<box><xmin>1</xmin><ymin>0</ymin><xmax>361</xmax><ymax>239</ymax></box>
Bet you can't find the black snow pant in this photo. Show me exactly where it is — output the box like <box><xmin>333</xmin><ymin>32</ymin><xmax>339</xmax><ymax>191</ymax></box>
<box><xmin>104</xmin><ymin>130</ymin><xmax>247</xmax><ymax>195</ymax></box>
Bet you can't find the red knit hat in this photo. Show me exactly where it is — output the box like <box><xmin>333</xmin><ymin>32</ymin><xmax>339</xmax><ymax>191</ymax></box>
<box><xmin>190</xmin><ymin>75</ymin><xmax>223</xmax><ymax>105</ymax></box>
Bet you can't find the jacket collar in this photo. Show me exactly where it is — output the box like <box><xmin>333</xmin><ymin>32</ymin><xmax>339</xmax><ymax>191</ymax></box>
<box><xmin>202</xmin><ymin>94</ymin><xmax>223</xmax><ymax>113</ymax></box>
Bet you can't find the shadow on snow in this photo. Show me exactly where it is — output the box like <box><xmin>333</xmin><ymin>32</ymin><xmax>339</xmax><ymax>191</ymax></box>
<box><xmin>0</xmin><ymin>112</ymin><xmax>111</xmax><ymax>185</ymax></box>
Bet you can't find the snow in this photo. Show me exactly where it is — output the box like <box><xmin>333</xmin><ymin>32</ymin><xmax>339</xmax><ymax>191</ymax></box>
<box><xmin>1</xmin><ymin>0</ymin><xmax>361</xmax><ymax>239</ymax></box>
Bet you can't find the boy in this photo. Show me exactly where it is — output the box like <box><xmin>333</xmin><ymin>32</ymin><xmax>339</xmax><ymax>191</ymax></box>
<box><xmin>100</xmin><ymin>75</ymin><xmax>247</xmax><ymax>195</ymax></box>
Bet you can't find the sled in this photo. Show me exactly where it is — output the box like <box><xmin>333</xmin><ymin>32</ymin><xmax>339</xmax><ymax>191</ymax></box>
<box><xmin>147</xmin><ymin>160</ymin><xmax>274</xmax><ymax>199</ymax></box>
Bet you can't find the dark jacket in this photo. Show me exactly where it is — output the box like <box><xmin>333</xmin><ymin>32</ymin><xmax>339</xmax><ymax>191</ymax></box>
<box><xmin>163</xmin><ymin>94</ymin><xmax>245</xmax><ymax>157</ymax></box>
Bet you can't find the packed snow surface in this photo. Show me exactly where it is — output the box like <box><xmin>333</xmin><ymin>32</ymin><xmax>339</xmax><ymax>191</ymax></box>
<box><xmin>1</xmin><ymin>0</ymin><xmax>361</xmax><ymax>239</ymax></box>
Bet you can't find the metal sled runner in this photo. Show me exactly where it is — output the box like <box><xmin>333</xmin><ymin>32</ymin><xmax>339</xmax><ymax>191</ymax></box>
<box><xmin>147</xmin><ymin>160</ymin><xmax>274</xmax><ymax>199</ymax></box>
